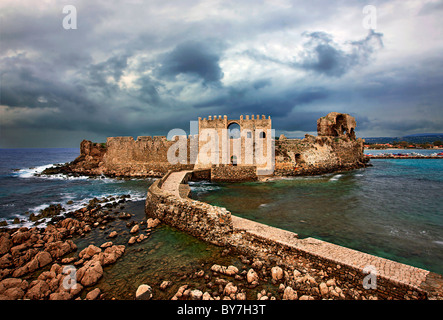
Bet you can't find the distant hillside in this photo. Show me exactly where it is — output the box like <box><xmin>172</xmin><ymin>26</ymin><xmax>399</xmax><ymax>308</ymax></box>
<box><xmin>364</xmin><ymin>134</ymin><xmax>443</xmax><ymax>144</ymax></box>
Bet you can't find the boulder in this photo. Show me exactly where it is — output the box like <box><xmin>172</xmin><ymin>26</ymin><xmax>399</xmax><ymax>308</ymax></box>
<box><xmin>271</xmin><ymin>266</ymin><xmax>284</xmax><ymax>281</ymax></box>
<box><xmin>136</xmin><ymin>234</ymin><xmax>147</xmax><ymax>242</ymax></box>
<box><xmin>103</xmin><ymin>245</ymin><xmax>125</xmax><ymax>265</ymax></box>
<box><xmin>202</xmin><ymin>292</ymin><xmax>213</xmax><ymax>300</ymax></box>
<box><xmin>190</xmin><ymin>289</ymin><xmax>203</xmax><ymax>300</ymax></box>
<box><xmin>45</xmin><ymin>240</ymin><xmax>77</xmax><ymax>259</ymax></box>
<box><xmin>211</xmin><ymin>264</ymin><xmax>221</xmax><ymax>273</ymax></box>
<box><xmin>12</xmin><ymin>251</ymin><xmax>53</xmax><ymax>277</ymax></box>
<box><xmin>49</xmin><ymin>291</ymin><xmax>72</xmax><ymax>300</ymax></box>
<box><xmin>79</xmin><ymin>244</ymin><xmax>102</xmax><ymax>260</ymax></box>
<box><xmin>0</xmin><ymin>278</ymin><xmax>28</xmax><ymax>292</ymax></box>
<box><xmin>135</xmin><ymin>284</ymin><xmax>152</xmax><ymax>300</ymax></box>
<box><xmin>319</xmin><ymin>282</ymin><xmax>329</xmax><ymax>297</ymax></box>
<box><xmin>172</xmin><ymin>285</ymin><xmax>188</xmax><ymax>299</ymax></box>
<box><xmin>0</xmin><ymin>253</ymin><xmax>13</xmax><ymax>269</ymax></box>
<box><xmin>223</xmin><ymin>282</ymin><xmax>238</xmax><ymax>296</ymax></box>
<box><xmin>246</xmin><ymin>269</ymin><xmax>259</xmax><ymax>284</ymax></box>
<box><xmin>100</xmin><ymin>241</ymin><xmax>113</xmax><ymax>249</ymax></box>
<box><xmin>225</xmin><ymin>265</ymin><xmax>239</xmax><ymax>276</ymax></box>
<box><xmin>251</xmin><ymin>260</ymin><xmax>263</xmax><ymax>270</ymax></box>
<box><xmin>326</xmin><ymin>279</ymin><xmax>336</xmax><ymax>287</ymax></box>
<box><xmin>146</xmin><ymin>218</ymin><xmax>160</xmax><ymax>229</ymax></box>
<box><xmin>299</xmin><ymin>295</ymin><xmax>315</xmax><ymax>300</ymax></box>
<box><xmin>77</xmin><ymin>260</ymin><xmax>103</xmax><ymax>287</ymax></box>
<box><xmin>85</xmin><ymin>287</ymin><xmax>101</xmax><ymax>300</ymax></box>
<box><xmin>3</xmin><ymin>287</ymin><xmax>25</xmax><ymax>300</ymax></box>
<box><xmin>24</xmin><ymin>280</ymin><xmax>51</xmax><ymax>300</ymax></box>
<box><xmin>283</xmin><ymin>286</ymin><xmax>298</xmax><ymax>300</ymax></box>
<box><xmin>35</xmin><ymin>251</ymin><xmax>53</xmax><ymax>268</ymax></box>
<box><xmin>11</xmin><ymin>230</ymin><xmax>31</xmax><ymax>245</ymax></box>
<box><xmin>0</xmin><ymin>235</ymin><xmax>12</xmax><ymax>255</ymax></box>
<box><xmin>130</xmin><ymin>224</ymin><xmax>139</xmax><ymax>234</ymax></box>
<box><xmin>38</xmin><ymin>270</ymin><xmax>56</xmax><ymax>282</ymax></box>
<box><xmin>293</xmin><ymin>269</ymin><xmax>302</xmax><ymax>277</ymax></box>
<box><xmin>108</xmin><ymin>231</ymin><xmax>118</xmax><ymax>238</ymax></box>
<box><xmin>160</xmin><ymin>280</ymin><xmax>172</xmax><ymax>291</ymax></box>
<box><xmin>128</xmin><ymin>236</ymin><xmax>137</xmax><ymax>245</ymax></box>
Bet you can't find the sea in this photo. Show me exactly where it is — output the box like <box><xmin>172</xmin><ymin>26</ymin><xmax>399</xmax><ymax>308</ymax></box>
<box><xmin>0</xmin><ymin>148</ymin><xmax>442</xmax><ymax>288</ymax></box>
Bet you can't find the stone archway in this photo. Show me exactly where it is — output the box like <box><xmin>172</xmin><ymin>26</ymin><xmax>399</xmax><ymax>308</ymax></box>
<box><xmin>227</xmin><ymin>122</ymin><xmax>241</xmax><ymax>139</ymax></box>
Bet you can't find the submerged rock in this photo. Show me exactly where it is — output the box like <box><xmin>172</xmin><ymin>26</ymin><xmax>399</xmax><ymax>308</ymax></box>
<box><xmin>135</xmin><ymin>284</ymin><xmax>152</xmax><ymax>300</ymax></box>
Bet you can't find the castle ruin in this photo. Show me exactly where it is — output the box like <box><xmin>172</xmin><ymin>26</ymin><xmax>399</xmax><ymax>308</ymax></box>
<box><xmin>50</xmin><ymin>112</ymin><xmax>368</xmax><ymax>181</ymax></box>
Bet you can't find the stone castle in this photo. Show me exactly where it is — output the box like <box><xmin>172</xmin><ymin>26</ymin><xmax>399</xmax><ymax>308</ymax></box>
<box><xmin>53</xmin><ymin>112</ymin><xmax>368</xmax><ymax>181</ymax></box>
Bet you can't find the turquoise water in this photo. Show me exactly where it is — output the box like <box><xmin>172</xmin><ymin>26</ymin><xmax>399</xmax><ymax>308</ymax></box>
<box><xmin>1</xmin><ymin>148</ymin><xmax>442</xmax><ymax>276</ymax></box>
<box><xmin>194</xmin><ymin>159</ymin><xmax>443</xmax><ymax>275</ymax></box>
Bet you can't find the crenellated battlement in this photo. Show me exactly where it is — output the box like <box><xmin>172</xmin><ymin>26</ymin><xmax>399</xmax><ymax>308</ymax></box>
<box><xmin>198</xmin><ymin>114</ymin><xmax>271</xmax><ymax>122</ymax></box>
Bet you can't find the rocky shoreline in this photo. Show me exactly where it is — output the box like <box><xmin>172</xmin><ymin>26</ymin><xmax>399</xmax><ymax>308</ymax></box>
<box><xmin>0</xmin><ymin>196</ymin><xmax>137</xmax><ymax>300</ymax></box>
<box><xmin>1</xmin><ymin>195</ymin><xmax>387</xmax><ymax>300</ymax></box>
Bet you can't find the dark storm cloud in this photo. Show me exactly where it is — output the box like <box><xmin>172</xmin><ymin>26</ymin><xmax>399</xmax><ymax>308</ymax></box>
<box><xmin>1</xmin><ymin>1</ymin><xmax>442</xmax><ymax>147</ymax></box>
<box><xmin>296</xmin><ymin>30</ymin><xmax>383</xmax><ymax>77</ymax></box>
<box><xmin>242</xmin><ymin>30</ymin><xmax>383</xmax><ymax>77</ymax></box>
<box><xmin>192</xmin><ymin>83</ymin><xmax>329</xmax><ymax>128</ymax></box>
<box><xmin>86</xmin><ymin>55</ymin><xmax>130</xmax><ymax>87</ymax></box>
<box><xmin>155</xmin><ymin>41</ymin><xmax>224</xmax><ymax>84</ymax></box>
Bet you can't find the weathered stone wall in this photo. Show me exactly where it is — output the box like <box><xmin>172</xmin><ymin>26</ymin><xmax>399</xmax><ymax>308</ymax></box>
<box><xmin>211</xmin><ymin>165</ymin><xmax>257</xmax><ymax>182</ymax></box>
<box><xmin>317</xmin><ymin>112</ymin><xmax>356</xmax><ymax>140</ymax></box>
<box><xmin>146</xmin><ymin>176</ymin><xmax>234</xmax><ymax>246</ymax></box>
<box><xmin>228</xmin><ymin>230</ymin><xmax>430</xmax><ymax>300</ymax></box>
<box><xmin>145</xmin><ymin>170</ymin><xmax>441</xmax><ymax>300</ymax></box>
<box><xmin>274</xmin><ymin>133</ymin><xmax>367</xmax><ymax>176</ymax></box>
<box><xmin>196</xmin><ymin>115</ymin><xmax>272</xmax><ymax>171</ymax></box>
<box><xmin>66</xmin><ymin>136</ymin><xmax>194</xmax><ymax>177</ymax></box>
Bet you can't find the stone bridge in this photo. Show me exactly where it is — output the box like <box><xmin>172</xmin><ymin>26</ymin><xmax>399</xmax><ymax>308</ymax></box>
<box><xmin>145</xmin><ymin>169</ymin><xmax>443</xmax><ymax>300</ymax></box>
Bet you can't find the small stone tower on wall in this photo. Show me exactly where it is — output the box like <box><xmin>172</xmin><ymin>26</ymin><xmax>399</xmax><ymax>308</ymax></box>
<box><xmin>195</xmin><ymin>115</ymin><xmax>272</xmax><ymax>172</ymax></box>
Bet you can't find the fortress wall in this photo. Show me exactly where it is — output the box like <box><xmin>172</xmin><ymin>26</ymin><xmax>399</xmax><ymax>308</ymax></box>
<box><xmin>211</xmin><ymin>165</ymin><xmax>257</xmax><ymax>182</ymax></box>
<box><xmin>69</xmin><ymin>136</ymin><xmax>194</xmax><ymax>177</ymax></box>
<box><xmin>146</xmin><ymin>169</ymin><xmax>440</xmax><ymax>300</ymax></box>
<box><xmin>103</xmin><ymin>135</ymin><xmax>195</xmax><ymax>176</ymax></box>
<box><xmin>146</xmin><ymin>175</ymin><xmax>233</xmax><ymax>246</ymax></box>
<box><xmin>274</xmin><ymin>133</ymin><xmax>366</xmax><ymax>176</ymax></box>
<box><xmin>104</xmin><ymin>136</ymin><xmax>174</xmax><ymax>163</ymax></box>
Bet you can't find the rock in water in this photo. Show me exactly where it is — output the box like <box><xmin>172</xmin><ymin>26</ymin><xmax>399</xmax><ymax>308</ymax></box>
<box><xmin>77</xmin><ymin>260</ymin><xmax>103</xmax><ymax>287</ymax></box>
<box><xmin>246</xmin><ymin>269</ymin><xmax>259</xmax><ymax>284</ymax></box>
<box><xmin>86</xmin><ymin>288</ymin><xmax>101</xmax><ymax>300</ymax></box>
<box><xmin>108</xmin><ymin>231</ymin><xmax>118</xmax><ymax>238</ymax></box>
<box><xmin>79</xmin><ymin>244</ymin><xmax>102</xmax><ymax>260</ymax></box>
<box><xmin>135</xmin><ymin>284</ymin><xmax>152</xmax><ymax>300</ymax></box>
<box><xmin>130</xmin><ymin>224</ymin><xmax>139</xmax><ymax>234</ymax></box>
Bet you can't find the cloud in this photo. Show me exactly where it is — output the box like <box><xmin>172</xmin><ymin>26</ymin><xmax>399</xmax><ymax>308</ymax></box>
<box><xmin>296</xmin><ymin>30</ymin><xmax>384</xmax><ymax>77</ymax></box>
<box><xmin>155</xmin><ymin>41</ymin><xmax>224</xmax><ymax>84</ymax></box>
<box><xmin>0</xmin><ymin>0</ymin><xmax>442</xmax><ymax>147</ymax></box>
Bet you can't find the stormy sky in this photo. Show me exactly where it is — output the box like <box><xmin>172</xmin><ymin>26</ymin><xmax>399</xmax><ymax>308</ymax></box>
<box><xmin>1</xmin><ymin>0</ymin><xmax>443</xmax><ymax>147</ymax></box>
